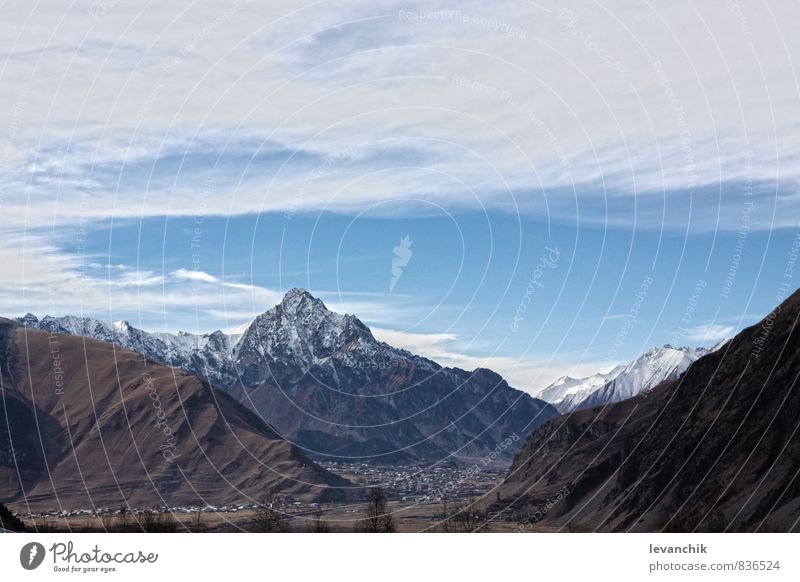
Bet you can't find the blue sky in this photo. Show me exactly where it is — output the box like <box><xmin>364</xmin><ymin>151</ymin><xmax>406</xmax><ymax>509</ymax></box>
<box><xmin>1</xmin><ymin>1</ymin><xmax>799</xmax><ymax>392</ymax></box>
<box><xmin>20</xmin><ymin>205</ymin><xmax>797</xmax><ymax>393</ymax></box>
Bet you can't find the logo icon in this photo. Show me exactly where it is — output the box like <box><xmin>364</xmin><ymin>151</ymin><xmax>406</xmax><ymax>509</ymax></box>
<box><xmin>390</xmin><ymin>235</ymin><xmax>413</xmax><ymax>292</ymax></box>
<box><xmin>20</xmin><ymin>542</ymin><xmax>46</xmax><ymax>570</ymax></box>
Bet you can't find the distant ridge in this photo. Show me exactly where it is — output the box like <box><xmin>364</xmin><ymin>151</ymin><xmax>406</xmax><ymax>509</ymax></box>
<box><xmin>536</xmin><ymin>345</ymin><xmax>710</xmax><ymax>412</ymax></box>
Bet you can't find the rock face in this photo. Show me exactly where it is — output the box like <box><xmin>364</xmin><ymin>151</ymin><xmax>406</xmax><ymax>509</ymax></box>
<box><xmin>537</xmin><ymin>346</ymin><xmax>709</xmax><ymax>413</ymax></box>
<box><xmin>490</xmin><ymin>290</ymin><xmax>800</xmax><ymax>532</ymax></box>
<box><xmin>0</xmin><ymin>318</ymin><xmax>350</xmax><ymax>510</ymax></box>
<box><xmin>16</xmin><ymin>289</ymin><xmax>558</xmax><ymax>463</ymax></box>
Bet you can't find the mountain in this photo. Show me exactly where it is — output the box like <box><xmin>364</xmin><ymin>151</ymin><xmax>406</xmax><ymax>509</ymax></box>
<box><xmin>0</xmin><ymin>318</ymin><xmax>350</xmax><ymax>510</ymax></box>
<box><xmin>489</xmin><ymin>289</ymin><xmax>800</xmax><ymax>532</ymax></box>
<box><xmin>537</xmin><ymin>346</ymin><xmax>708</xmax><ymax>412</ymax></box>
<box><xmin>535</xmin><ymin>366</ymin><xmax>624</xmax><ymax>410</ymax></box>
<box><xmin>16</xmin><ymin>289</ymin><xmax>558</xmax><ymax>463</ymax></box>
<box><xmin>15</xmin><ymin>313</ymin><xmax>243</xmax><ymax>389</ymax></box>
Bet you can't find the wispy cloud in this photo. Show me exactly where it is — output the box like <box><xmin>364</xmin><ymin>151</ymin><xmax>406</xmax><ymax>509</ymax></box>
<box><xmin>0</xmin><ymin>230</ymin><xmax>426</xmax><ymax>335</ymax></box>
<box><xmin>371</xmin><ymin>326</ymin><xmax>610</xmax><ymax>394</ymax></box>
<box><xmin>0</xmin><ymin>0</ymin><xmax>797</xmax><ymax>230</ymax></box>
<box><xmin>172</xmin><ymin>268</ymin><xmax>219</xmax><ymax>283</ymax></box>
<box><xmin>683</xmin><ymin>323</ymin><xmax>735</xmax><ymax>343</ymax></box>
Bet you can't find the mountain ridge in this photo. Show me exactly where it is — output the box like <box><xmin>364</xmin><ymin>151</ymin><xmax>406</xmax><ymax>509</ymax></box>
<box><xmin>536</xmin><ymin>345</ymin><xmax>711</xmax><ymax>412</ymax></box>
<box><xmin>488</xmin><ymin>289</ymin><xmax>800</xmax><ymax>532</ymax></box>
<box><xmin>15</xmin><ymin>289</ymin><xmax>558</xmax><ymax>463</ymax></box>
<box><xmin>0</xmin><ymin>317</ymin><xmax>351</xmax><ymax>510</ymax></box>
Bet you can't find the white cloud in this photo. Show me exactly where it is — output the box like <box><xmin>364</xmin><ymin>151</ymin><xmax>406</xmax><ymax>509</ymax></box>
<box><xmin>172</xmin><ymin>268</ymin><xmax>219</xmax><ymax>283</ymax></box>
<box><xmin>370</xmin><ymin>327</ymin><xmax>459</xmax><ymax>357</ymax></box>
<box><xmin>371</xmin><ymin>326</ymin><xmax>610</xmax><ymax>395</ymax></box>
<box><xmin>684</xmin><ymin>323</ymin><xmax>735</xmax><ymax>343</ymax></box>
<box><xmin>0</xmin><ymin>230</ymin><xmax>422</xmax><ymax>337</ymax></box>
<box><xmin>0</xmin><ymin>0</ymin><xmax>797</xmax><ymax>230</ymax></box>
<box><xmin>115</xmin><ymin>270</ymin><xmax>165</xmax><ymax>287</ymax></box>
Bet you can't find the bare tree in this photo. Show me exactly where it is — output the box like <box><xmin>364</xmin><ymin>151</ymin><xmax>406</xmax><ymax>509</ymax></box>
<box><xmin>309</xmin><ymin>509</ymin><xmax>330</xmax><ymax>533</ymax></box>
<box><xmin>190</xmin><ymin>510</ymin><xmax>206</xmax><ymax>533</ymax></box>
<box><xmin>253</xmin><ymin>490</ymin><xmax>287</xmax><ymax>532</ymax></box>
<box><xmin>140</xmin><ymin>508</ymin><xmax>178</xmax><ymax>532</ymax></box>
<box><xmin>435</xmin><ymin>498</ymin><xmax>490</xmax><ymax>533</ymax></box>
<box><xmin>116</xmin><ymin>506</ymin><xmax>131</xmax><ymax>532</ymax></box>
<box><xmin>432</xmin><ymin>501</ymin><xmax>456</xmax><ymax>533</ymax></box>
<box><xmin>0</xmin><ymin>502</ymin><xmax>25</xmax><ymax>532</ymax></box>
<box><xmin>355</xmin><ymin>487</ymin><xmax>395</xmax><ymax>532</ymax></box>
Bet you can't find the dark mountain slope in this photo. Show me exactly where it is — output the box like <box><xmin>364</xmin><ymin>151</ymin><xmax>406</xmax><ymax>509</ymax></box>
<box><xmin>226</xmin><ymin>289</ymin><xmax>558</xmax><ymax>462</ymax></box>
<box><xmin>490</xmin><ymin>289</ymin><xmax>800</xmax><ymax>532</ymax></box>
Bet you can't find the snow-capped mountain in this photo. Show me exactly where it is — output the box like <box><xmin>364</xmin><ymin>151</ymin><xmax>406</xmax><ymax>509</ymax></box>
<box><xmin>535</xmin><ymin>366</ymin><xmax>625</xmax><ymax>408</ymax></box>
<box><xmin>537</xmin><ymin>345</ymin><xmax>710</xmax><ymax>413</ymax></box>
<box><xmin>18</xmin><ymin>313</ymin><xmax>244</xmax><ymax>388</ymax></box>
<box><xmin>17</xmin><ymin>288</ymin><xmax>558</xmax><ymax>463</ymax></box>
<box><xmin>0</xmin><ymin>317</ymin><xmax>350</xmax><ymax>508</ymax></box>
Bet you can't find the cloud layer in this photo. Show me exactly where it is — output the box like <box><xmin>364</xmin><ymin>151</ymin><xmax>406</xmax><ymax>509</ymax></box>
<box><xmin>1</xmin><ymin>0</ymin><xmax>798</xmax><ymax>231</ymax></box>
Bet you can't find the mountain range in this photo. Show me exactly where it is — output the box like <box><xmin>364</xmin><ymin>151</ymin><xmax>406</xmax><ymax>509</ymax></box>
<box><xmin>537</xmin><ymin>345</ymin><xmax>711</xmax><ymax>412</ymax></box>
<box><xmin>489</xmin><ymin>289</ymin><xmax>800</xmax><ymax>532</ymax></box>
<box><xmin>16</xmin><ymin>288</ymin><xmax>558</xmax><ymax>463</ymax></box>
<box><xmin>0</xmin><ymin>317</ymin><xmax>350</xmax><ymax>510</ymax></box>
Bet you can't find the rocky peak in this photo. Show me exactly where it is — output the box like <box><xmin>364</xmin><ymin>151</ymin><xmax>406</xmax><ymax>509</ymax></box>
<box><xmin>279</xmin><ymin>287</ymin><xmax>326</xmax><ymax>316</ymax></box>
<box><xmin>235</xmin><ymin>288</ymin><xmax>376</xmax><ymax>363</ymax></box>
<box><xmin>19</xmin><ymin>313</ymin><xmax>39</xmax><ymax>326</ymax></box>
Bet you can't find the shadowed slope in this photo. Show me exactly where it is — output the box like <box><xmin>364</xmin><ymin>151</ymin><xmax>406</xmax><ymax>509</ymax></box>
<box><xmin>490</xmin><ymin>289</ymin><xmax>800</xmax><ymax>532</ymax></box>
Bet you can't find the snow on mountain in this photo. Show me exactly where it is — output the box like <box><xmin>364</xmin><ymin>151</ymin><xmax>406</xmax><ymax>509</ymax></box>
<box><xmin>535</xmin><ymin>366</ymin><xmax>625</xmax><ymax>407</ymax></box>
<box><xmin>17</xmin><ymin>313</ymin><xmax>245</xmax><ymax>387</ymax></box>
<box><xmin>537</xmin><ymin>345</ymin><xmax>711</xmax><ymax>413</ymax></box>
<box><xmin>15</xmin><ymin>288</ymin><xmax>558</xmax><ymax>462</ymax></box>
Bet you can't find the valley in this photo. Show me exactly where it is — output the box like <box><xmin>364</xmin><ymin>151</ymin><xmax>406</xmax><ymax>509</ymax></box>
<box><xmin>3</xmin><ymin>287</ymin><xmax>799</xmax><ymax>533</ymax></box>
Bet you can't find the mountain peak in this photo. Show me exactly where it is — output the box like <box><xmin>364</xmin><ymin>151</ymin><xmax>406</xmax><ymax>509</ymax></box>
<box><xmin>283</xmin><ymin>286</ymin><xmax>314</xmax><ymax>301</ymax></box>
<box><xmin>234</xmin><ymin>287</ymin><xmax>375</xmax><ymax>368</ymax></box>
<box><xmin>20</xmin><ymin>313</ymin><xmax>39</xmax><ymax>325</ymax></box>
<box><xmin>279</xmin><ymin>287</ymin><xmax>327</xmax><ymax>314</ymax></box>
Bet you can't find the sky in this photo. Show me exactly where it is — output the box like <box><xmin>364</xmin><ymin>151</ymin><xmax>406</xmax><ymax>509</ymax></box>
<box><xmin>1</xmin><ymin>0</ymin><xmax>799</xmax><ymax>393</ymax></box>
